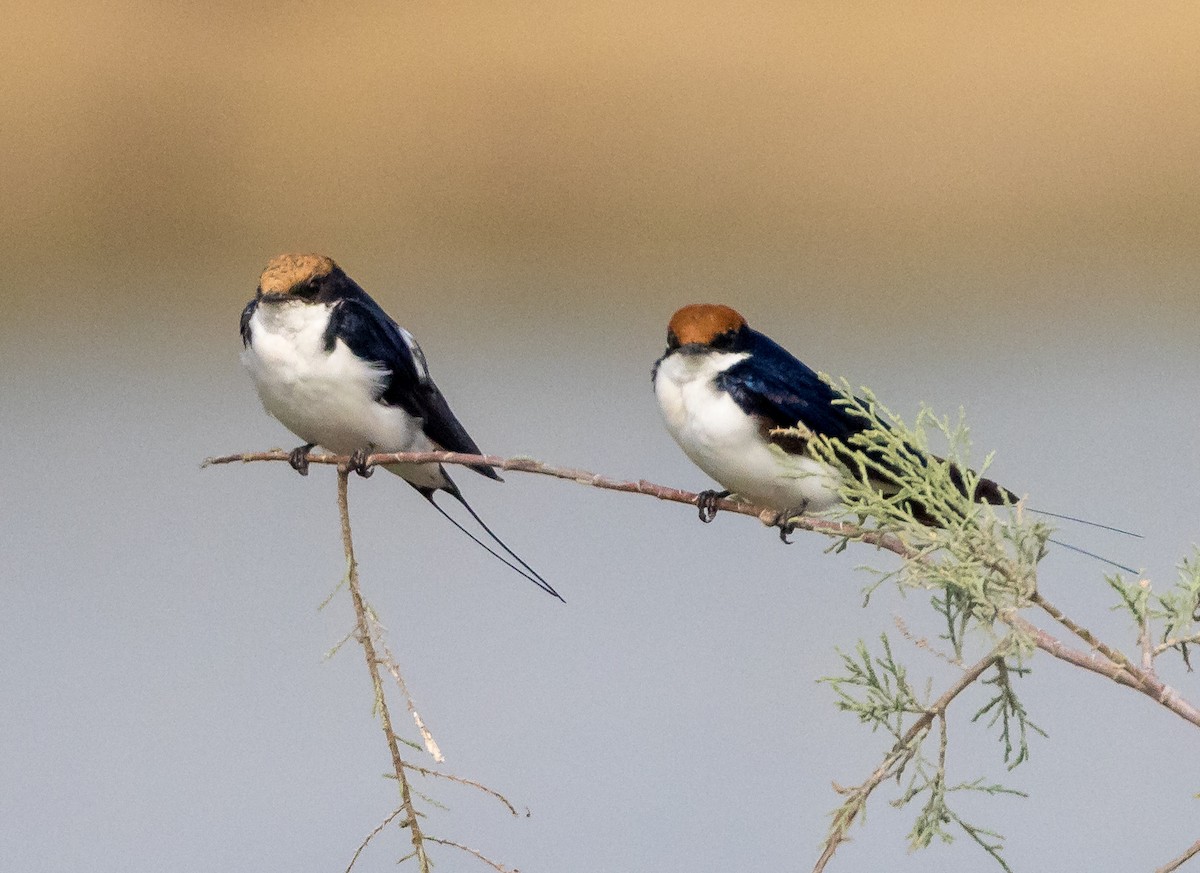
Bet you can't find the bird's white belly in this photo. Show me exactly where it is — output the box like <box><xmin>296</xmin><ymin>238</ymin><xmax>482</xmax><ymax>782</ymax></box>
<box><xmin>655</xmin><ymin>356</ymin><xmax>842</xmax><ymax>513</ymax></box>
<box><xmin>243</xmin><ymin>303</ymin><xmax>443</xmax><ymax>488</ymax></box>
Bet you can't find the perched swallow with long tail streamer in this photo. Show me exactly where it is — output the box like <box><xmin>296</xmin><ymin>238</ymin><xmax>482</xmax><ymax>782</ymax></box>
<box><xmin>652</xmin><ymin>303</ymin><xmax>1137</xmax><ymax>569</ymax></box>
<box><xmin>240</xmin><ymin>253</ymin><xmax>562</xmax><ymax>600</ymax></box>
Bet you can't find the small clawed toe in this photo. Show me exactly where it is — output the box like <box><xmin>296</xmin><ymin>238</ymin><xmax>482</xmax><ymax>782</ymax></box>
<box><xmin>288</xmin><ymin>444</ymin><xmax>315</xmax><ymax>476</ymax></box>
<box><xmin>349</xmin><ymin>447</ymin><xmax>375</xmax><ymax>478</ymax></box>
<box><xmin>697</xmin><ymin>490</ymin><xmax>730</xmax><ymax>523</ymax></box>
<box><xmin>774</xmin><ymin>503</ymin><xmax>809</xmax><ymax>544</ymax></box>
<box><xmin>777</xmin><ymin>517</ymin><xmax>796</xmax><ymax>544</ymax></box>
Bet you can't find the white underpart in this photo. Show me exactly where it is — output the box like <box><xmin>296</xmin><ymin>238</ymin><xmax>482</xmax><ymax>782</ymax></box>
<box><xmin>654</xmin><ymin>350</ymin><xmax>843</xmax><ymax>514</ymax></box>
<box><xmin>241</xmin><ymin>299</ymin><xmax>446</xmax><ymax>489</ymax></box>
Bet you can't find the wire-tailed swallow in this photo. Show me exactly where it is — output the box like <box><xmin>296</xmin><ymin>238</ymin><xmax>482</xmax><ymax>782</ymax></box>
<box><xmin>652</xmin><ymin>303</ymin><xmax>1013</xmax><ymax>528</ymax></box>
<box><xmin>240</xmin><ymin>253</ymin><xmax>561</xmax><ymax>600</ymax></box>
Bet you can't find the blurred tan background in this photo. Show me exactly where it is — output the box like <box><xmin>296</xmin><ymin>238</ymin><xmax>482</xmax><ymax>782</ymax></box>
<box><xmin>6</xmin><ymin>2</ymin><xmax>1198</xmax><ymax>323</ymax></box>
<box><xmin>3</xmin><ymin>4</ymin><xmax>1198</xmax><ymax>873</ymax></box>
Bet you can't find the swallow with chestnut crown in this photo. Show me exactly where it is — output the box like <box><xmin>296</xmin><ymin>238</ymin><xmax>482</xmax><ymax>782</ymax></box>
<box><xmin>240</xmin><ymin>253</ymin><xmax>561</xmax><ymax>600</ymax></box>
<box><xmin>651</xmin><ymin>303</ymin><xmax>1016</xmax><ymax>535</ymax></box>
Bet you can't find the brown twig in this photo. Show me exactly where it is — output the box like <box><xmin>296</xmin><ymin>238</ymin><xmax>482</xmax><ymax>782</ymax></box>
<box><xmin>1001</xmin><ymin>611</ymin><xmax>1200</xmax><ymax>729</ymax></box>
<box><xmin>1139</xmin><ymin>591</ymin><xmax>1156</xmax><ymax>675</ymax></box>
<box><xmin>202</xmin><ymin>449</ymin><xmax>911</xmax><ymax>554</ymax></box>
<box><xmin>424</xmin><ymin>837</ymin><xmax>518</xmax><ymax>873</ymax></box>
<box><xmin>1029</xmin><ymin>591</ymin><xmax>1137</xmax><ymax>672</ymax></box>
<box><xmin>1154</xmin><ymin>634</ymin><xmax>1200</xmax><ymax>657</ymax></box>
<box><xmin>337</xmin><ymin>468</ymin><xmax>430</xmax><ymax>873</ymax></box>
<box><xmin>405</xmin><ymin>764</ymin><xmax>522</xmax><ymax>818</ymax></box>
<box><xmin>376</xmin><ymin>635</ymin><xmax>443</xmax><ymax>763</ymax></box>
<box><xmin>1157</xmin><ymin>837</ymin><xmax>1200</xmax><ymax>873</ymax></box>
<box><xmin>345</xmin><ymin>806</ymin><xmax>407</xmax><ymax>873</ymax></box>
<box><xmin>813</xmin><ymin>647</ymin><xmax>1005</xmax><ymax>873</ymax></box>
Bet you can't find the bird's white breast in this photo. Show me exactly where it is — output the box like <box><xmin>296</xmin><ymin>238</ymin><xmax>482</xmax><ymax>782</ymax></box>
<box><xmin>241</xmin><ymin>301</ymin><xmax>435</xmax><ymax>464</ymax></box>
<box><xmin>654</xmin><ymin>350</ymin><xmax>842</xmax><ymax>513</ymax></box>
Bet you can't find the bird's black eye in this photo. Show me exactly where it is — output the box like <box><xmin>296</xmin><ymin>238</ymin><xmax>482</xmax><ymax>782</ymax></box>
<box><xmin>292</xmin><ymin>279</ymin><xmax>319</xmax><ymax>299</ymax></box>
<box><xmin>666</xmin><ymin>330</ymin><xmax>681</xmax><ymax>350</ymax></box>
<box><xmin>708</xmin><ymin>329</ymin><xmax>737</xmax><ymax>350</ymax></box>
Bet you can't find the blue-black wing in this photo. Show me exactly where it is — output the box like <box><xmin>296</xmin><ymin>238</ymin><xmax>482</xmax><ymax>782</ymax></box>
<box><xmin>239</xmin><ymin>299</ymin><xmax>256</xmax><ymax>346</ymax></box>
<box><xmin>716</xmin><ymin>328</ymin><xmax>1014</xmax><ymax>513</ymax></box>
<box><xmin>325</xmin><ymin>295</ymin><xmax>500</xmax><ymax>480</ymax></box>
<box><xmin>715</xmin><ymin>329</ymin><xmax>868</xmax><ymax>442</ymax></box>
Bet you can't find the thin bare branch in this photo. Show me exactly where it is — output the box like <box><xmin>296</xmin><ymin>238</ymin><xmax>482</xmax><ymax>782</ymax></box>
<box><xmin>893</xmin><ymin>613</ymin><xmax>959</xmax><ymax>666</ymax></box>
<box><xmin>1157</xmin><ymin>837</ymin><xmax>1200</xmax><ymax>873</ymax></box>
<box><xmin>1155</xmin><ymin>634</ymin><xmax>1200</xmax><ymax>657</ymax></box>
<box><xmin>345</xmin><ymin>806</ymin><xmax>407</xmax><ymax>873</ymax></box>
<box><xmin>405</xmin><ymin>764</ymin><xmax>522</xmax><ymax>818</ymax></box>
<box><xmin>1140</xmin><ymin>595</ymin><xmax>1156</xmax><ymax>675</ymax></box>
<box><xmin>425</xmin><ymin>836</ymin><xmax>519</xmax><ymax>873</ymax></box>
<box><xmin>1001</xmin><ymin>611</ymin><xmax>1200</xmax><ymax>729</ymax></box>
<box><xmin>337</xmin><ymin>469</ymin><xmax>431</xmax><ymax>873</ymax></box>
<box><xmin>1030</xmin><ymin>591</ymin><xmax>1138</xmax><ymax>673</ymax></box>
<box><xmin>203</xmin><ymin>449</ymin><xmax>912</xmax><ymax>554</ymax></box>
<box><xmin>376</xmin><ymin>632</ymin><xmax>443</xmax><ymax>763</ymax></box>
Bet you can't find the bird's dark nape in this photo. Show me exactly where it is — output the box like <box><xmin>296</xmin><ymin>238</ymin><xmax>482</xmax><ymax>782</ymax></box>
<box><xmin>416</xmin><ymin>486</ymin><xmax>563</xmax><ymax>601</ymax></box>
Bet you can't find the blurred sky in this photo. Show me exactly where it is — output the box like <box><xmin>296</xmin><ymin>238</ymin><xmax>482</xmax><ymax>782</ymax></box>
<box><xmin>2</xmin><ymin>3</ymin><xmax>1199</xmax><ymax>873</ymax></box>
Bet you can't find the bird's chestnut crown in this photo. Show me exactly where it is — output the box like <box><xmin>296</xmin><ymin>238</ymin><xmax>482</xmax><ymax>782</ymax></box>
<box><xmin>666</xmin><ymin>304</ymin><xmax>748</xmax><ymax>350</ymax></box>
<box><xmin>257</xmin><ymin>253</ymin><xmax>338</xmax><ymax>298</ymax></box>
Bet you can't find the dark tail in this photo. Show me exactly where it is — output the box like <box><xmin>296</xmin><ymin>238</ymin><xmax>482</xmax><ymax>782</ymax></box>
<box><xmin>959</xmin><ymin>472</ymin><xmax>1142</xmax><ymax>572</ymax></box>
<box><xmin>908</xmin><ymin>461</ymin><xmax>1140</xmax><ymax>573</ymax></box>
<box><xmin>418</xmin><ymin>483</ymin><xmax>564</xmax><ymax>602</ymax></box>
<box><xmin>1027</xmin><ymin>508</ymin><xmax>1141</xmax><ymax>538</ymax></box>
<box><xmin>1046</xmin><ymin>537</ymin><xmax>1138</xmax><ymax>574</ymax></box>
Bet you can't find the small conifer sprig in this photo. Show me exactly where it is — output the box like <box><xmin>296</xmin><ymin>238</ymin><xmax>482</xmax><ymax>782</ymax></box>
<box><xmin>804</xmin><ymin>382</ymin><xmax>1194</xmax><ymax>872</ymax></box>
<box><xmin>1106</xmin><ymin>547</ymin><xmax>1200</xmax><ymax>670</ymax></box>
<box><xmin>819</xmin><ymin>632</ymin><xmax>1037</xmax><ymax>872</ymax></box>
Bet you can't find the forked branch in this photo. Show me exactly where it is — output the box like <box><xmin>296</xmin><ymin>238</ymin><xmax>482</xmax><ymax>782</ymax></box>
<box><xmin>205</xmin><ymin>448</ymin><xmax>1200</xmax><ymax>730</ymax></box>
<box><xmin>207</xmin><ymin>447</ymin><xmax>1200</xmax><ymax>873</ymax></box>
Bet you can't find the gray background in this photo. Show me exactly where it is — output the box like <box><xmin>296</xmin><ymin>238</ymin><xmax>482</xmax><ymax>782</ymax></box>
<box><xmin>3</xmin><ymin>4</ymin><xmax>1198</xmax><ymax>871</ymax></box>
